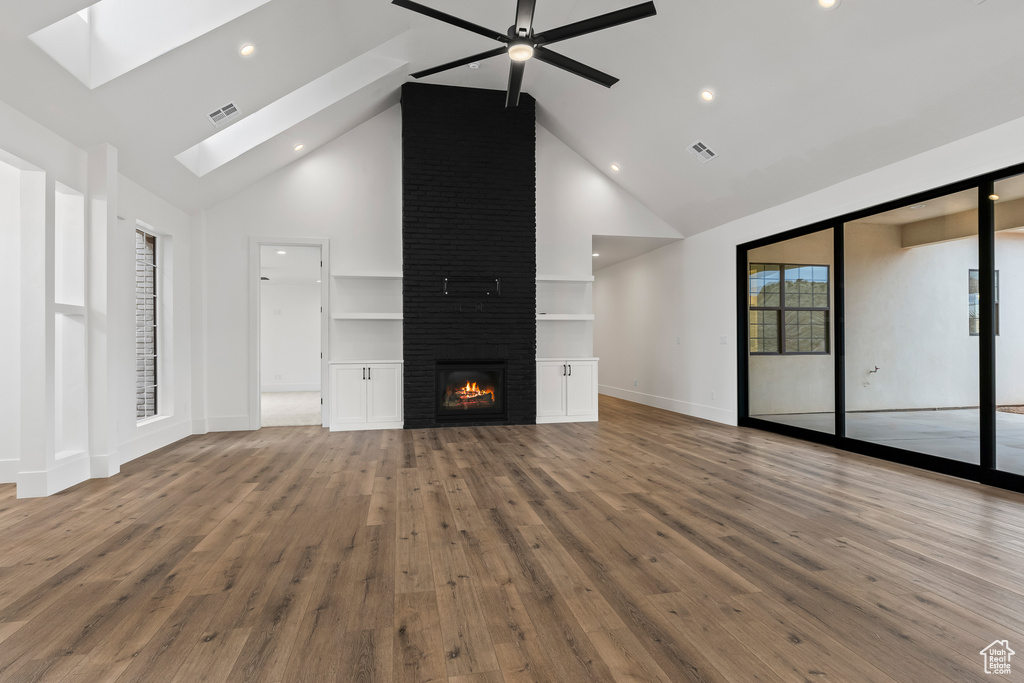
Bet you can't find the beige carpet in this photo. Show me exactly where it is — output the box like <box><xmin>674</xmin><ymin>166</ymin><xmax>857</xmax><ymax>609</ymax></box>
<box><xmin>261</xmin><ymin>391</ymin><xmax>321</xmax><ymax>427</ymax></box>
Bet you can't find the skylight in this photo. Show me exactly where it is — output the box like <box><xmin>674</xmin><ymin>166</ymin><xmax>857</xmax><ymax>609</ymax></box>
<box><xmin>29</xmin><ymin>0</ymin><xmax>273</xmax><ymax>89</ymax></box>
<box><xmin>174</xmin><ymin>52</ymin><xmax>407</xmax><ymax>177</ymax></box>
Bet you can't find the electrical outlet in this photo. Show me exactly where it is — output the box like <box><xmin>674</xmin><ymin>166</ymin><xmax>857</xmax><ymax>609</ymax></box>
<box><xmin>634</xmin><ymin>378</ymin><xmax>638</xmax><ymax>387</ymax></box>
<box><xmin>676</xmin><ymin>336</ymin><xmax>681</xmax><ymax>345</ymax></box>
<box><xmin>711</xmin><ymin>390</ymin><xmax>716</xmax><ymax>401</ymax></box>
<box><xmin>274</xmin><ymin>374</ymin><xmax>282</xmax><ymax>380</ymax></box>
<box><xmin>720</xmin><ymin>335</ymin><xmax>728</xmax><ymax>345</ymax></box>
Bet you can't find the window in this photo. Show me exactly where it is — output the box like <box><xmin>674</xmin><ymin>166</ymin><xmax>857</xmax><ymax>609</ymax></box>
<box><xmin>136</xmin><ymin>229</ymin><xmax>158</xmax><ymax>420</ymax></box>
<box><xmin>969</xmin><ymin>269</ymin><xmax>999</xmax><ymax>336</ymax></box>
<box><xmin>749</xmin><ymin>263</ymin><xmax>830</xmax><ymax>354</ymax></box>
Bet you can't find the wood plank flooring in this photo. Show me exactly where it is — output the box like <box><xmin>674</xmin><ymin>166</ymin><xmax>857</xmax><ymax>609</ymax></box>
<box><xmin>2</xmin><ymin>395</ymin><xmax>1024</xmax><ymax>682</ymax></box>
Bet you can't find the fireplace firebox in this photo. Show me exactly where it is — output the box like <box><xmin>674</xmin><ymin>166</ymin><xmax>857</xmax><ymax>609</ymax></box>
<box><xmin>436</xmin><ymin>361</ymin><xmax>507</xmax><ymax>422</ymax></box>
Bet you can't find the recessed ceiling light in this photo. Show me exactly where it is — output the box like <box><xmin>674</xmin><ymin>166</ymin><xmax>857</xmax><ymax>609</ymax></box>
<box><xmin>610</xmin><ymin>164</ymin><xmax>620</xmax><ymax>172</ymax></box>
<box><xmin>294</xmin><ymin>143</ymin><xmax>304</xmax><ymax>151</ymax></box>
<box><xmin>468</xmin><ymin>62</ymin><xmax>480</xmax><ymax>70</ymax></box>
<box><xmin>990</xmin><ymin>194</ymin><xmax>1000</xmax><ymax>201</ymax></box>
<box><xmin>508</xmin><ymin>42</ymin><xmax>533</xmax><ymax>62</ymax></box>
<box><xmin>910</xmin><ymin>204</ymin><xmax>926</xmax><ymax>210</ymax></box>
<box><xmin>240</xmin><ymin>44</ymin><xmax>255</xmax><ymax>57</ymax></box>
<box><xmin>276</xmin><ymin>250</ymin><xmax>286</xmax><ymax>255</ymax></box>
<box><xmin>818</xmin><ymin>0</ymin><xmax>840</xmax><ymax>8</ymax></box>
<box><xmin>593</xmin><ymin>253</ymin><xmax>600</xmax><ymax>257</ymax></box>
<box><xmin>316</xmin><ymin>280</ymin><xmax>322</xmax><ymax>283</ymax></box>
<box><xmin>700</xmin><ymin>90</ymin><xmax>714</xmax><ymax>102</ymax></box>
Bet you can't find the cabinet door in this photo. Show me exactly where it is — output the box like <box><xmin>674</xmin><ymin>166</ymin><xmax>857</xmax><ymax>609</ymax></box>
<box><xmin>331</xmin><ymin>364</ymin><xmax>367</xmax><ymax>425</ymax></box>
<box><xmin>366</xmin><ymin>364</ymin><xmax>402</xmax><ymax>423</ymax></box>
<box><xmin>537</xmin><ymin>361</ymin><xmax>567</xmax><ymax>417</ymax></box>
<box><xmin>565</xmin><ymin>360</ymin><xmax>598</xmax><ymax>417</ymax></box>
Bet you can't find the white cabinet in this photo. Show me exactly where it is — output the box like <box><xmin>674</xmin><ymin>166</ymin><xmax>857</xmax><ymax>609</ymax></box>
<box><xmin>536</xmin><ymin>358</ymin><xmax>598</xmax><ymax>424</ymax></box>
<box><xmin>329</xmin><ymin>362</ymin><xmax>403</xmax><ymax>431</ymax></box>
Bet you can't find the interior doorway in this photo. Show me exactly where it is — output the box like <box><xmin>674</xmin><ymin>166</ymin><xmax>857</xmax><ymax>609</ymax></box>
<box><xmin>259</xmin><ymin>244</ymin><xmax>323</xmax><ymax>426</ymax></box>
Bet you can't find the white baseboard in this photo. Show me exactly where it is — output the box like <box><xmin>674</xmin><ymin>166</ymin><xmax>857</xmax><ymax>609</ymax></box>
<box><xmin>90</xmin><ymin>452</ymin><xmax>120</xmax><ymax>478</ymax></box>
<box><xmin>329</xmin><ymin>420</ymin><xmax>403</xmax><ymax>432</ymax></box>
<box><xmin>16</xmin><ymin>453</ymin><xmax>90</xmax><ymax>498</ymax></box>
<box><xmin>261</xmin><ymin>384</ymin><xmax>320</xmax><ymax>393</ymax></box>
<box><xmin>206</xmin><ymin>415</ymin><xmax>257</xmax><ymax>432</ymax></box>
<box><xmin>536</xmin><ymin>414</ymin><xmax>598</xmax><ymax>424</ymax></box>
<box><xmin>192</xmin><ymin>419</ymin><xmax>209</xmax><ymax>435</ymax></box>
<box><xmin>119</xmin><ymin>420</ymin><xmax>193</xmax><ymax>466</ymax></box>
<box><xmin>598</xmin><ymin>385</ymin><xmax>736</xmax><ymax>425</ymax></box>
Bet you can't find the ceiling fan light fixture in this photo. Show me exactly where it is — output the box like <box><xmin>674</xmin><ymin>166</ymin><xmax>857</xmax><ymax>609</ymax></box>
<box><xmin>508</xmin><ymin>42</ymin><xmax>534</xmax><ymax>62</ymax></box>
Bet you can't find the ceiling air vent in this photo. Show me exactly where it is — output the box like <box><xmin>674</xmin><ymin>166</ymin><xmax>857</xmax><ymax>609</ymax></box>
<box><xmin>207</xmin><ymin>102</ymin><xmax>240</xmax><ymax>128</ymax></box>
<box><xmin>688</xmin><ymin>140</ymin><xmax>717</xmax><ymax>163</ymax></box>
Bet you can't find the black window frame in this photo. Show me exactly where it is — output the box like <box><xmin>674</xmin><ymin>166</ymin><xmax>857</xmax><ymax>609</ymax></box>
<box><xmin>136</xmin><ymin>229</ymin><xmax>158</xmax><ymax>421</ymax></box>
<box><xmin>737</xmin><ymin>168</ymin><xmax>1024</xmax><ymax>497</ymax></box>
<box><xmin>748</xmin><ymin>262</ymin><xmax>831</xmax><ymax>356</ymax></box>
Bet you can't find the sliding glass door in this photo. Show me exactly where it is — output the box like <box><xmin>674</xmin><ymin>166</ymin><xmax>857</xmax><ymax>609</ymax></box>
<box><xmin>993</xmin><ymin>174</ymin><xmax>1024</xmax><ymax>476</ymax></box>
<box><xmin>747</xmin><ymin>230</ymin><xmax>835</xmax><ymax>434</ymax></box>
<box><xmin>844</xmin><ymin>188</ymin><xmax>980</xmax><ymax>465</ymax></box>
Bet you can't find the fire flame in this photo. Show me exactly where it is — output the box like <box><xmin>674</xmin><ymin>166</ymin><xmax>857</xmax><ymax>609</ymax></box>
<box><xmin>457</xmin><ymin>381</ymin><xmax>494</xmax><ymax>401</ymax></box>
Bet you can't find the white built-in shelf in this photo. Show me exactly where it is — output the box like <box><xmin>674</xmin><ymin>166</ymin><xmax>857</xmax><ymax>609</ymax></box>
<box><xmin>54</xmin><ymin>303</ymin><xmax>86</xmax><ymax>316</ymax></box>
<box><xmin>536</xmin><ymin>313</ymin><xmax>594</xmax><ymax>321</ymax></box>
<box><xmin>536</xmin><ymin>275</ymin><xmax>594</xmax><ymax>283</ymax></box>
<box><xmin>332</xmin><ymin>312</ymin><xmax>403</xmax><ymax>320</ymax></box>
<box><xmin>331</xmin><ymin>271</ymin><xmax>403</xmax><ymax>279</ymax></box>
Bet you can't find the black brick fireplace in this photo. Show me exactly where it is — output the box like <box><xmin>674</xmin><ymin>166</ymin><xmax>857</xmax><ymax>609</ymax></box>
<box><xmin>401</xmin><ymin>83</ymin><xmax>537</xmax><ymax>428</ymax></box>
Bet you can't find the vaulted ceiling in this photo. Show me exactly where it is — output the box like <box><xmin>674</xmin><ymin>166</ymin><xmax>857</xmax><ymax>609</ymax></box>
<box><xmin>3</xmin><ymin>0</ymin><xmax>1024</xmax><ymax>237</ymax></box>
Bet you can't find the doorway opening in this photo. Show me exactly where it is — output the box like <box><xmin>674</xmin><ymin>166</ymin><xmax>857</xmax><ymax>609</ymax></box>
<box><xmin>259</xmin><ymin>244</ymin><xmax>323</xmax><ymax>426</ymax></box>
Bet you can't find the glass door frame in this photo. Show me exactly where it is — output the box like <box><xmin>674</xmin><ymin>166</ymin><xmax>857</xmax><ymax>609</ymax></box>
<box><xmin>737</xmin><ymin>163</ymin><xmax>1024</xmax><ymax>495</ymax></box>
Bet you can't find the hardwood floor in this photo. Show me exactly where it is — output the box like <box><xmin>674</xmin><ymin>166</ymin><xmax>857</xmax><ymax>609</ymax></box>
<box><xmin>2</xmin><ymin>395</ymin><xmax>1024</xmax><ymax>682</ymax></box>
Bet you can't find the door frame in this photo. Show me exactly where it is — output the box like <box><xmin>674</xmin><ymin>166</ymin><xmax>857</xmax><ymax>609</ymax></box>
<box><xmin>248</xmin><ymin>237</ymin><xmax>330</xmax><ymax>429</ymax></box>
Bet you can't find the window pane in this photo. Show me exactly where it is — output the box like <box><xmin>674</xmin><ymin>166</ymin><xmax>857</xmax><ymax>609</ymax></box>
<box><xmin>748</xmin><ymin>230</ymin><xmax>834</xmax><ymax>434</ymax></box>
<box><xmin>845</xmin><ymin>187</ymin><xmax>978</xmax><ymax>464</ymax></box>
<box><xmin>135</xmin><ymin>230</ymin><xmax>157</xmax><ymax>420</ymax></box>
<box><xmin>994</xmin><ymin>175</ymin><xmax>1020</xmax><ymax>475</ymax></box>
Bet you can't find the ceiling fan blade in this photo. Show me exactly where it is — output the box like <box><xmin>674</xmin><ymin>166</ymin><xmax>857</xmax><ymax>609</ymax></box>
<box><xmin>533</xmin><ymin>1</ymin><xmax>656</xmax><ymax>46</ymax></box>
<box><xmin>532</xmin><ymin>47</ymin><xmax>618</xmax><ymax>88</ymax></box>
<box><xmin>506</xmin><ymin>60</ymin><xmax>526</xmax><ymax>108</ymax></box>
<box><xmin>410</xmin><ymin>46</ymin><xmax>508</xmax><ymax>79</ymax></box>
<box><xmin>514</xmin><ymin>0</ymin><xmax>536</xmax><ymax>37</ymax></box>
<box><xmin>392</xmin><ymin>0</ymin><xmax>508</xmax><ymax>43</ymax></box>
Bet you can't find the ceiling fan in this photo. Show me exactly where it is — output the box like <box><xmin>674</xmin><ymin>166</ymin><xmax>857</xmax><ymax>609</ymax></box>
<box><xmin>392</xmin><ymin>0</ymin><xmax>657</xmax><ymax>108</ymax></box>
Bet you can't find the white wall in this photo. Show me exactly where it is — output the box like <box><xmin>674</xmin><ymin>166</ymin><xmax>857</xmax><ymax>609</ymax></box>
<box><xmin>117</xmin><ymin>175</ymin><xmax>193</xmax><ymax>465</ymax></box>
<box><xmin>260</xmin><ymin>283</ymin><xmax>321</xmax><ymax>391</ymax></box>
<box><xmin>536</xmin><ymin>125</ymin><xmax>681</xmax><ymax>278</ymax></box>
<box><xmin>0</xmin><ymin>94</ymin><xmax>193</xmax><ymax>495</ymax></box>
<box><xmin>197</xmin><ymin>105</ymin><xmax>402</xmax><ymax>431</ymax></box>
<box><xmin>596</xmin><ymin>112</ymin><xmax>1024</xmax><ymax>426</ymax></box>
<box><xmin>0</xmin><ymin>160</ymin><xmax>21</xmax><ymax>481</ymax></box>
<box><xmin>197</xmin><ymin>106</ymin><xmax>682</xmax><ymax>430</ymax></box>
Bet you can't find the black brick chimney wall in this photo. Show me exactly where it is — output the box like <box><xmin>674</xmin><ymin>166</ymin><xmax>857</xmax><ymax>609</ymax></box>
<box><xmin>401</xmin><ymin>83</ymin><xmax>537</xmax><ymax>428</ymax></box>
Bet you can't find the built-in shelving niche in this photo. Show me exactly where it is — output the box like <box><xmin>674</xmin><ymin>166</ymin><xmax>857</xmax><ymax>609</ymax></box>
<box><xmin>54</xmin><ymin>183</ymin><xmax>86</xmax><ymax>459</ymax></box>
<box><xmin>329</xmin><ymin>272</ymin><xmax>403</xmax><ymax>362</ymax></box>
<box><xmin>536</xmin><ymin>276</ymin><xmax>593</xmax><ymax>359</ymax></box>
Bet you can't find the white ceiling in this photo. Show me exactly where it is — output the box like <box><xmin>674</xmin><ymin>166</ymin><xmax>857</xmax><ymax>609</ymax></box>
<box><xmin>592</xmin><ymin>235</ymin><xmax>681</xmax><ymax>271</ymax></box>
<box><xmin>4</xmin><ymin>0</ymin><xmax>1024</xmax><ymax>238</ymax></box>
